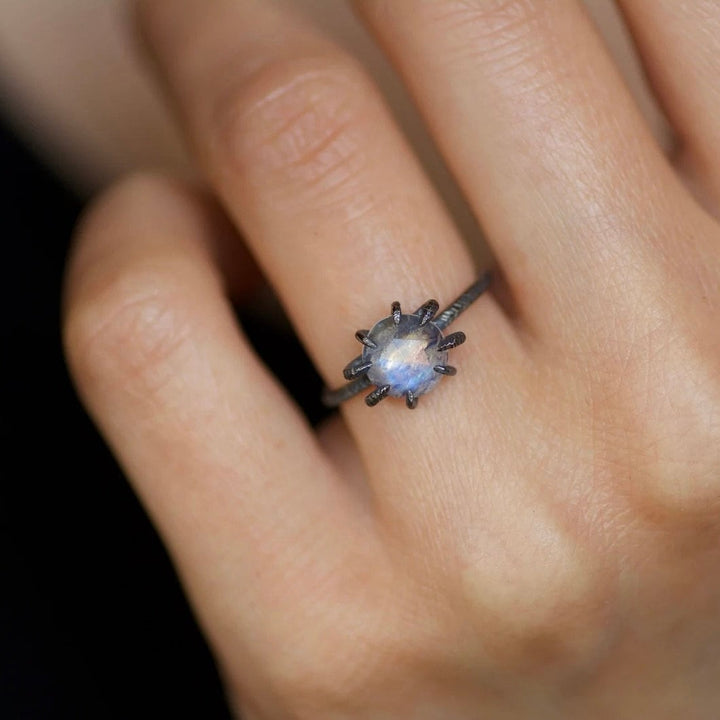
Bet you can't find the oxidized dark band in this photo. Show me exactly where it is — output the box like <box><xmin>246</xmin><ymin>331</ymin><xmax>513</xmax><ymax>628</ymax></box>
<box><xmin>322</xmin><ymin>272</ymin><xmax>491</xmax><ymax>410</ymax></box>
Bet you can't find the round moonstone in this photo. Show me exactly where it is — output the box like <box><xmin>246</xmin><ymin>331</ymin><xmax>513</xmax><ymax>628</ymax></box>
<box><xmin>363</xmin><ymin>314</ymin><xmax>448</xmax><ymax>397</ymax></box>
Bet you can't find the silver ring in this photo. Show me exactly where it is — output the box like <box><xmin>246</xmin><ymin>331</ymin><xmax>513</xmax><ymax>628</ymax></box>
<box><xmin>322</xmin><ymin>272</ymin><xmax>491</xmax><ymax>409</ymax></box>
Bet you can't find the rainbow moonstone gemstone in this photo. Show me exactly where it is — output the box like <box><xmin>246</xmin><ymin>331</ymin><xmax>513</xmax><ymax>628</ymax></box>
<box><xmin>363</xmin><ymin>314</ymin><xmax>448</xmax><ymax>397</ymax></box>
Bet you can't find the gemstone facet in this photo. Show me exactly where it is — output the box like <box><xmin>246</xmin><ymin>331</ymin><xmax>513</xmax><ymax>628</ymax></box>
<box><xmin>363</xmin><ymin>314</ymin><xmax>448</xmax><ymax>397</ymax></box>
<box><xmin>321</xmin><ymin>274</ymin><xmax>491</xmax><ymax>410</ymax></box>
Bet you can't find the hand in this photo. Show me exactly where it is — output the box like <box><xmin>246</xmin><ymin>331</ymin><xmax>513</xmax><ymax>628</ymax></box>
<box><xmin>63</xmin><ymin>1</ymin><xmax>720</xmax><ymax>717</ymax></box>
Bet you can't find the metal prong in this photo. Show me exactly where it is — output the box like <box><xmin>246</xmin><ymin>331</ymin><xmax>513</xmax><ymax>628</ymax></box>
<box><xmin>343</xmin><ymin>358</ymin><xmax>373</xmax><ymax>380</ymax></box>
<box><xmin>405</xmin><ymin>390</ymin><xmax>418</xmax><ymax>409</ymax></box>
<box><xmin>433</xmin><ymin>364</ymin><xmax>457</xmax><ymax>376</ymax></box>
<box><xmin>355</xmin><ymin>329</ymin><xmax>377</xmax><ymax>349</ymax></box>
<box><xmin>391</xmin><ymin>301</ymin><xmax>401</xmax><ymax>325</ymax></box>
<box><xmin>365</xmin><ymin>384</ymin><xmax>390</xmax><ymax>407</ymax></box>
<box><xmin>416</xmin><ymin>299</ymin><xmax>439</xmax><ymax>326</ymax></box>
<box><xmin>437</xmin><ymin>331</ymin><xmax>466</xmax><ymax>352</ymax></box>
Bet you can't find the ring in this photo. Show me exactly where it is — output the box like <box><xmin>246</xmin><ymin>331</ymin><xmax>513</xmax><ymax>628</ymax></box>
<box><xmin>322</xmin><ymin>272</ymin><xmax>491</xmax><ymax>409</ymax></box>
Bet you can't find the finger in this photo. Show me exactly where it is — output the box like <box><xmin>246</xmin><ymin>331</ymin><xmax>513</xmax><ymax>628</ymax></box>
<box><xmin>62</xmin><ymin>174</ymin><xmax>373</xmax><ymax>674</ymax></box>
<box><xmin>136</xmin><ymin>1</ymin><xmax>523</xmax><ymax>496</ymax></box>
<box><xmin>617</xmin><ymin>0</ymin><xmax>720</xmax><ymax>211</ymax></box>
<box><xmin>354</xmin><ymin>0</ymin><xmax>699</xmax><ymax>334</ymax></box>
<box><xmin>317</xmin><ymin>415</ymin><xmax>368</xmax><ymax>496</ymax></box>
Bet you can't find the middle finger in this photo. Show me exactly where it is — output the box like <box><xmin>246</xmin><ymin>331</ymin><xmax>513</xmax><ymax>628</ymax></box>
<box><xmin>356</xmin><ymin>0</ymin><xmax>696</xmax><ymax>337</ymax></box>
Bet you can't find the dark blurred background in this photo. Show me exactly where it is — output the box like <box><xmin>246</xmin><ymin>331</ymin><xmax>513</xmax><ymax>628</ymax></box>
<box><xmin>0</xmin><ymin>115</ymin><xmax>327</xmax><ymax>719</ymax></box>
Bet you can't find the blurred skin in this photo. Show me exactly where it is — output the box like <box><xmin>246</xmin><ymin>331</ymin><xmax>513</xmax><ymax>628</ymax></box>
<box><xmin>11</xmin><ymin>0</ymin><xmax>720</xmax><ymax>718</ymax></box>
<box><xmin>0</xmin><ymin>0</ymin><xmax>667</xmax><ymax>197</ymax></box>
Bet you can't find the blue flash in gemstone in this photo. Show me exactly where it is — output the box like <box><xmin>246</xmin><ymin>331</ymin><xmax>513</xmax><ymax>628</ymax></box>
<box><xmin>322</xmin><ymin>274</ymin><xmax>490</xmax><ymax>410</ymax></box>
<box><xmin>339</xmin><ymin>297</ymin><xmax>467</xmax><ymax>409</ymax></box>
<box><xmin>363</xmin><ymin>315</ymin><xmax>447</xmax><ymax>398</ymax></box>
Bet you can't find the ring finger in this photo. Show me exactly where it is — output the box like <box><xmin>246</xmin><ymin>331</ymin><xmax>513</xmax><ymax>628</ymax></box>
<box><xmin>136</xmin><ymin>0</ymin><xmax>523</xmax><ymax>504</ymax></box>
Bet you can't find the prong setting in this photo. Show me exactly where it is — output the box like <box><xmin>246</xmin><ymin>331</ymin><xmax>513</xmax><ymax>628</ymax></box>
<box><xmin>416</xmin><ymin>299</ymin><xmax>439</xmax><ymax>326</ymax></box>
<box><xmin>365</xmin><ymin>384</ymin><xmax>390</xmax><ymax>407</ymax></box>
<box><xmin>391</xmin><ymin>301</ymin><xmax>401</xmax><ymax>325</ymax></box>
<box><xmin>343</xmin><ymin>358</ymin><xmax>373</xmax><ymax>380</ymax></box>
<box><xmin>436</xmin><ymin>331</ymin><xmax>466</xmax><ymax>352</ymax></box>
<box><xmin>321</xmin><ymin>275</ymin><xmax>491</xmax><ymax>409</ymax></box>
<box><xmin>355</xmin><ymin>329</ymin><xmax>377</xmax><ymax>349</ymax></box>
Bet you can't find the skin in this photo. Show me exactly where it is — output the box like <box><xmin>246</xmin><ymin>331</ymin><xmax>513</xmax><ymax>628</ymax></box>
<box><xmin>0</xmin><ymin>0</ymin><xmax>665</xmax><ymax>195</ymax></box>
<box><xmin>62</xmin><ymin>1</ymin><xmax>720</xmax><ymax>718</ymax></box>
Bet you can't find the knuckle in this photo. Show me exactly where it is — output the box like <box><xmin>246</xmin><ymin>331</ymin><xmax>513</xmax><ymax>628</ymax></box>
<box><xmin>62</xmin><ymin>173</ymin><xmax>209</xmax><ymax>405</ymax></box>
<box><xmin>64</xmin><ymin>266</ymin><xmax>196</xmax><ymax>403</ymax></box>
<box><xmin>210</xmin><ymin>55</ymin><xmax>371</xmax><ymax>197</ymax></box>
<box><xmin>587</xmin><ymin>294</ymin><xmax>720</xmax><ymax>520</ymax></box>
<box><xmin>626</xmin><ymin>339</ymin><xmax>720</xmax><ymax>516</ymax></box>
<box><xmin>460</xmin><ymin>525</ymin><xmax>617</xmax><ymax>677</ymax></box>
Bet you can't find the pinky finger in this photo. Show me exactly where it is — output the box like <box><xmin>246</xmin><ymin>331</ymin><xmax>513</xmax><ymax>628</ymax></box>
<box><xmin>62</xmin><ymin>174</ymin><xmax>371</xmax><ymax>684</ymax></box>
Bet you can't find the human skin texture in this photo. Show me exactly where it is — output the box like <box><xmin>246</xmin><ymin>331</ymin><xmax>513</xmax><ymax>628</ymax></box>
<box><xmin>63</xmin><ymin>1</ymin><xmax>720</xmax><ymax>718</ymax></box>
<box><xmin>0</xmin><ymin>0</ymin><xmax>665</xmax><ymax>196</ymax></box>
